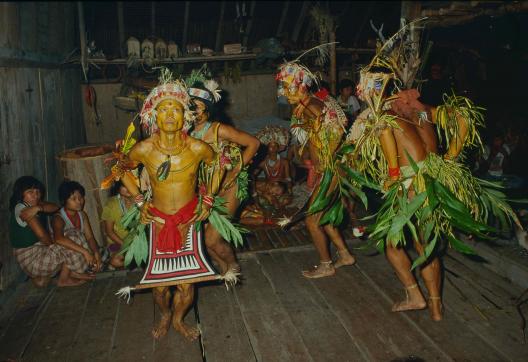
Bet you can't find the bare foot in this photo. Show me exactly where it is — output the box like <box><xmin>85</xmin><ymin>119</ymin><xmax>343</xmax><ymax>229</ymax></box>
<box><xmin>57</xmin><ymin>277</ymin><xmax>87</xmax><ymax>287</ymax></box>
<box><xmin>71</xmin><ymin>271</ymin><xmax>96</xmax><ymax>280</ymax></box>
<box><xmin>31</xmin><ymin>276</ymin><xmax>51</xmax><ymax>288</ymax></box>
<box><xmin>334</xmin><ymin>250</ymin><xmax>356</xmax><ymax>269</ymax></box>
<box><xmin>152</xmin><ymin>313</ymin><xmax>172</xmax><ymax>339</ymax></box>
<box><xmin>302</xmin><ymin>262</ymin><xmax>335</xmax><ymax>279</ymax></box>
<box><xmin>428</xmin><ymin>297</ymin><xmax>443</xmax><ymax>321</ymax></box>
<box><xmin>392</xmin><ymin>283</ymin><xmax>427</xmax><ymax>312</ymax></box>
<box><xmin>172</xmin><ymin>319</ymin><xmax>200</xmax><ymax>341</ymax></box>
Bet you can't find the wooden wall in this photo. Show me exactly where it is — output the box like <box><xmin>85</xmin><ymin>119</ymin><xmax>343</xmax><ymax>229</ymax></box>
<box><xmin>81</xmin><ymin>73</ymin><xmax>280</xmax><ymax>144</ymax></box>
<box><xmin>0</xmin><ymin>3</ymin><xmax>85</xmax><ymax>290</ymax></box>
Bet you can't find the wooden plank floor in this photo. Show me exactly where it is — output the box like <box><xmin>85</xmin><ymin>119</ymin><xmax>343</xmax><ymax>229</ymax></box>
<box><xmin>1</xmin><ymin>236</ymin><xmax>527</xmax><ymax>361</ymax></box>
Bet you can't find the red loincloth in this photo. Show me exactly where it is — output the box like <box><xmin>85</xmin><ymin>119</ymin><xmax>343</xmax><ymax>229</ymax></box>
<box><xmin>149</xmin><ymin>197</ymin><xmax>198</xmax><ymax>253</ymax></box>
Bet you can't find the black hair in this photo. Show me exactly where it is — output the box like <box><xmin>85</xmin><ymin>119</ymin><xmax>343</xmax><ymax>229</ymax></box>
<box><xmin>110</xmin><ymin>180</ymin><xmax>124</xmax><ymax>196</ymax></box>
<box><xmin>338</xmin><ymin>79</ymin><xmax>355</xmax><ymax>91</ymax></box>
<box><xmin>9</xmin><ymin>176</ymin><xmax>46</xmax><ymax>211</ymax></box>
<box><xmin>58</xmin><ymin>180</ymin><xmax>85</xmax><ymax>205</ymax></box>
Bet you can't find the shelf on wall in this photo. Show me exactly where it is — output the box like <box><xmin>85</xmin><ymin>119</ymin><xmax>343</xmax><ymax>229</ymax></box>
<box><xmin>64</xmin><ymin>53</ymin><xmax>257</xmax><ymax>65</ymax></box>
<box><xmin>63</xmin><ymin>48</ymin><xmax>375</xmax><ymax>66</ymax></box>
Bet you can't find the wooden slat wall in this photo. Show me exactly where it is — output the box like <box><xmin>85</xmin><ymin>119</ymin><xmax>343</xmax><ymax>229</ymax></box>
<box><xmin>0</xmin><ymin>3</ymin><xmax>85</xmax><ymax>290</ymax></box>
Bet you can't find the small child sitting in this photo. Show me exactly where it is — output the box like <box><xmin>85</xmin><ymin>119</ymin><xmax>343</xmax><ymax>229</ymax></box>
<box><xmin>241</xmin><ymin>181</ymin><xmax>292</xmax><ymax>226</ymax></box>
<box><xmin>52</xmin><ymin>180</ymin><xmax>103</xmax><ymax>276</ymax></box>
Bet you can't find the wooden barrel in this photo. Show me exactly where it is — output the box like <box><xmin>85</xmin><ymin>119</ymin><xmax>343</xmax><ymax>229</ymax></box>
<box><xmin>58</xmin><ymin>144</ymin><xmax>114</xmax><ymax>247</ymax></box>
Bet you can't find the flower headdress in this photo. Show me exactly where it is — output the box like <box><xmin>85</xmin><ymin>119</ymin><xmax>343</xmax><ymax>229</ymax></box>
<box><xmin>139</xmin><ymin>68</ymin><xmax>194</xmax><ymax>135</ymax></box>
<box><xmin>275</xmin><ymin>43</ymin><xmax>336</xmax><ymax>95</ymax></box>
<box><xmin>256</xmin><ymin>126</ymin><xmax>290</xmax><ymax>151</ymax></box>
<box><xmin>185</xmin><ymin>65</ymin><xmax>222</xmax><ymax>111</ymax></box>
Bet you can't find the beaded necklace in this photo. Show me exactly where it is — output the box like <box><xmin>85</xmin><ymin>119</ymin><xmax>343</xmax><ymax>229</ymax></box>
<box><xmin>191</xmin><ymin>121</ymin><xmax>212</xmax><ymax>140</ymax></box>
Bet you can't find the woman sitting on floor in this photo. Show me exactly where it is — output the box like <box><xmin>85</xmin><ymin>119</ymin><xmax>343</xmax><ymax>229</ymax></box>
<box><xmin>9</xmin><ymin>176</ymin><xmax>91</xmax><ymax>287</ymax></box>
<box><xmin>241</xmin><ymin>181</ymin><xmax>292</xmax><ymax>226</ymax></box>
<box><xmin>52</xmin><ymin>180</ymin><xmax>103</xmax><ymax>276</ymax></box>
<box><xmin>101</xmin><ymin>180</ymin><xmax>135</xmax><ymax>269</ymax></box>
<box><xmin>253</xmin><ymin>126</ymin><xmax>292</xmax><ymax>194</ymax></box>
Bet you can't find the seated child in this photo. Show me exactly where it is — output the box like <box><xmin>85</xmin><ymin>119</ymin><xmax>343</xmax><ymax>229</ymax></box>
<box><xmin>52</xmin><ymin>180</ymin><xmax>103</xmax><ymax>276</ymax></box>
<box><xmin>101</xmin><ymin>181</ymin><xmax>135</xmax><ymax>268</ymax></box>
<box><xmin>241</xmin><ymin>181</ymin><xmax>292</xmax><ymax>226</ymax></box>
<box><xmin>9</xmin><ymin>176</ymin><xmax>90</xmax><ymax>287</ymax></box>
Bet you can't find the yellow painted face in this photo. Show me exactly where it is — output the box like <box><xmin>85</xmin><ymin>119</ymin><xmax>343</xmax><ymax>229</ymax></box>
<box><xmin>156</xmin><ymin>99</ymin><xmax>184</xmax><ymax>132</ymax></box>
<box><xmin>280</xmin><ymin>81</ymin><xmax>305</xmax><ymax>105</ymax></box>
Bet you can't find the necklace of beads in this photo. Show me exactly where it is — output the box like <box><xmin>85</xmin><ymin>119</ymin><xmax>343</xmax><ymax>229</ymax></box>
<box><xmin>191</xmin><ymin>121</ymin><xmax>212</xmax><ymax>140</ymax></box>
<box><xmin>265</xmin><ymin>154</ymin><xmax>281</xmax><ymax>177</ymax></box>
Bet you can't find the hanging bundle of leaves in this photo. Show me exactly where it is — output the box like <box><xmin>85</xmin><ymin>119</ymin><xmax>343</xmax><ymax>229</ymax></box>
<box><xmin>195</xmin><ymin>196</ymin><xmax>246</xmax><ymax>248</ymax></box>
<box><xmin>435</xmin><ymin>93</ymin><xmax>486</xmax><ymax>156</ymax></box>
<box><xmin>196</xmin><ymin>152</ymin><xmax>246</xmax><ymax>248</ymax></box>
<box><xmin>236</xmin><ymin>166</ymin><xmax>250</xmax><ymax>201</ymax></box>
<box><xmin>119</xmin><ymin>190</ymin><xmax>152</xmax><ymax>267</ymax></box>
<box><xmin>101</xmin><ymin>122</ymin><xmax>139</xmax><ymax>189</ymax></box>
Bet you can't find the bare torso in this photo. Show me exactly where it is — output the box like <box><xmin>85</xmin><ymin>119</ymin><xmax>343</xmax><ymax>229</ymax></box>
<box><xmin>129</xmin><ymin>133</ymin><xmax>209</xmax><ymax>214</ymax></box>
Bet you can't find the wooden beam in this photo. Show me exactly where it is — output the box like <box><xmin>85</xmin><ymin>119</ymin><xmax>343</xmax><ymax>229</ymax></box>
<box><xmin>422</xmin><ymin>1</ymin><xmax>528</xmax><ymax>27</ymax></box>
<box><xmin>329</xmin><ymin>29</ymin><xmax>336</xmax><ymax>95</ymax></box>
<box><xmin>215</xmin><ymin>1</ymin><xmax>226</xmax><ymax>52</ymax></box>
<box><xmin>353</xmin><ymin>2</ymin><xmax>374</xmax><ymax>47</ymax></box>
<box><xmin>182</xmin><ymin>1</ymin><xmax>190</xmax><ymax>53</ymax></box>
<box><xmin>77</xmin><ymin>1</ymin><xmax>87</xmax><ymax>81</ymax></box>
<box><xmin>150</xmin><ymin>1</ymin><xmax>155</xmax><ymax>36</ymax></box>
<box><xmin>292</xmin><ymin>1</ymin><xmax>310</xmax><ymax>43</ymax></box>
<box><xmin>276</xmin><ymin>1</ymin><xmax>290</xmax><ymax>37</ymax></box>
<box><xmin>117</xmin><ymin>2</ymin><xmax>125</xmax><ymax>58</ymax></box>
<box><xmin>401</xmin><ymin>1</ymin><xmax>421</xmax><ymax>21</ymax></box>
<box><xmin>242</xmin><ymin>1</ymin><xmax>257</xmax><ymax>48</ymax></box>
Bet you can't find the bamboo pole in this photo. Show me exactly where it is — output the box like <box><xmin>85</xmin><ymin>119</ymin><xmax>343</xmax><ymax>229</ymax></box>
<box><xmin>292</xmin><ymin>1</ymin><xmax>309</xmax><ymax>43</ymax></box>
<box><xmin>182</xmin><ymin>1</ymin><xmax>190</xmax><ymax>53</ymax></box>
<box><xmin>276</xmin><ymin>1</ymin><xmax>290</xmax><ymax>37</ymax></box>
<box><xmin>329</xmin><ymin>29</ymin><xmax>336</xmax><ymax>95</ymax></box>
<box><xmin>77</xmin><ymin>1</ymin><xmax>87</xmax><ymax>81</ymax></box>
<box><xmin>215</xmin><ymin>1</ymin><xmax>226</xmax><ymax>52</ymax></box>
<box><xmin>151</xmin><ymin>1</ymin><xmax>155</xmax><ymax>36</ymax></box>
<box><xmin>242</xmin><ymin>1</ymin><xmax>256</xmax><ymax>48</ymax></box>
<box><xmin>117</xmin><ymin>2</ymin><xmax>125</xmax><ymax>58</ymax></box>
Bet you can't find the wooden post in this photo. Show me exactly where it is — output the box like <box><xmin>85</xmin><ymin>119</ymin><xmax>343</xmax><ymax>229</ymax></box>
<box><xmin>276</xmin><ymin>1</ymin><xmax>290</xmax><ymax>37</ymax></box>
<box><xmin>400</xmin><ymin>1</ymin><xmax>421</xmax><ymax>21</ymax></box>
<box><xmin>400</xmin><ymin>1</ymin><xmax>422</xmax><ymax>88</ymax></box>
<box><xmin>151</xmin><ymin>1</ymin><xmax>155</xmax><ymax>36</ymax></box>
<box><xmin>117</xmin><ymin>2</ymin><xmax>125</xmax><ymax>58</ymax></box>
<box><xmin>242</xmin><ymin>1</ymin><xmax>256</xmax><ymax>48</ymax></box>
<box><xmin>292</xmin><ymin>1</ymin><xmax>309</xmax><ymax>43</ymax></box>
<box><xmin>329</xmin><ymin>29</ymin><xmax>336</xmax><ymax>95</ymax></box>
<box><xmin>77</xmin><ymin>1</ymin><xmax>87</xmax><ymax>81</ymax></box>
<box><xmin>182</xmin><ymin>1</ymin><xmax>190</xmax><ymax>54</ymax></box>
<box><xmin>215</xmin><ymin>1</ymin><xmax>226</xmax><ymax>52</ymax></box>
